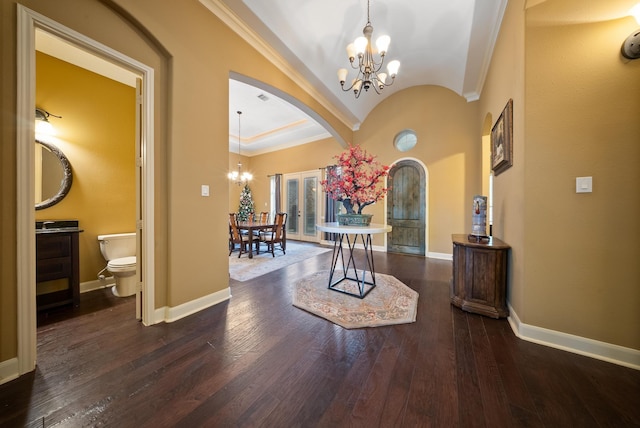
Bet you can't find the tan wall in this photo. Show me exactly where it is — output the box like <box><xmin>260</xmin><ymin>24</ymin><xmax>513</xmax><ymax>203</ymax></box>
<box><xmin>230</xmin><ymin>137</ymin><xmax>342</xmax><ymax>214</ymax></box>
<box><xmin>35</xmin><ymin>52</ymin><xmax>136</xmax><ymax>284</ymax></box>
<box><xmin>524</xmin><ymin>2</ymin><xmax>640</xmax><ymax>348</ymax></box>
<box><xmin>243</xmin><ymin>86</ymin><xmax>480</xmax><ymax>251</ymax></box>
<box><xmin>3</xmin><ymin>0</ymin><xmax>637</xmax><ymax>368</ymax></box>
<box><xmin>1</xmin><ymin>0</ymin><xmax>351</xmax><ymax>363</ymax></box>
<box><xmin>478</xmin><ymin>0</ymin><xmax>527</xmax><ymax>322</ymax></box>
<box><xmin>356</xmin><ymin>86</ymin><xmax>481</xmax><ymax>253</ymax></box>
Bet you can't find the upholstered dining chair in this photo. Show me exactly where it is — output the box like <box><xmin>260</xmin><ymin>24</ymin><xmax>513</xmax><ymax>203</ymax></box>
<box><xmin>229</xmin><ymin>213</ymin><xmax>257</xmax><ymax>257</ymax></box>
<box><xmin>260</xmin><ymin>212</ymin><xmax>287</xmax><ymax>257</ymax></box>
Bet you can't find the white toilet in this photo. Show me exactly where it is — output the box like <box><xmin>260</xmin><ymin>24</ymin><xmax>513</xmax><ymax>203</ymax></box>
<box><xmin>97</xmin><ymin>233</ymin><xmax>137</xmax><ymax>297</ymax></box>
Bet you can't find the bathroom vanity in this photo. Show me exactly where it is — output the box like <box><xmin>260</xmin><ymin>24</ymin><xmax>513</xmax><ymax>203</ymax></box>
<box><xmin>36</xmin><ymin>220</ymin><xmax>83</xmax><ymax>311</ymax></box>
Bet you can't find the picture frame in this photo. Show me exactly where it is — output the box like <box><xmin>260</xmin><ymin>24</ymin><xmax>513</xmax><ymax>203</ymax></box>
<box><xmin>491</xmin><ymin>98</ymin><xmax>513</xmax><ymax>176</ymax></box>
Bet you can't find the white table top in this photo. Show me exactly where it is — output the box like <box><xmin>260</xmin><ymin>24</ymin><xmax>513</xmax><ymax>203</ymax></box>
<box><xmin>316</xmin><ymin>222</ymin><xmax>392</xmax><ymax>234</ymax></box>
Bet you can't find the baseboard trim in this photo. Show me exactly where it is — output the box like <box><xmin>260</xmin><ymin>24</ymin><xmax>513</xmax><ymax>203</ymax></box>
<box><xmin>155</xmin><ymin>287</ymin><xmax>232</xmax><ymax>323</ymax></box>
<box><xmin>427</xmin><ymin>251</ymin><xmax>452</xmax><ymax>261</ymax></box>
<box><xmin>80</xmin><ymin>277</ymin><xmax>115</xmax><ymax>293</ymax></box>
<box><xmin>507</xmin><ymin>303</ymin><xmax>640</xmax><ymax>370</ymax></box>
<box><xmin>0</xmin><ymin>358</ymin><xmax>19</xmax><ymax>386</ymax></box>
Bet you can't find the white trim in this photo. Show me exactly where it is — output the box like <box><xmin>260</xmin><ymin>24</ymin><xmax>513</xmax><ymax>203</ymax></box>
<box><xmin>507</xmin><ymin>303</ymin><xmax>640</xmax><ymax>371</ymax></box>
<box><xmin>427</xmin><ymin>252</ymin><xmax>453</xmax><ymax>261</ymax></box>
<box><xmin>16</xmin><ymin>4</ymin><xmax>38</xmax><ymax>378</ymax></box>
<box><xmin>0</xmin><ymin>358</ymin><xmax>20</xmax><ymax>386</ymax></box>
<box><xmin>157</xmin><ymin>288</ymin><xmax>232</xmax><ymax>323</ymax></box>
<box><xmin>16</xmin><ymin>5</ymin><xmax>157</xmax><ymax>377</ymax></box>
<box><xmin>80</xmin><ymin>278</ymin><xmax>115</xmax><ymax>294</ymax></box>
<box><xmin>200</xmin><ymin>0</ymin><xmax>358</xmax><ymax>130</ymax></box>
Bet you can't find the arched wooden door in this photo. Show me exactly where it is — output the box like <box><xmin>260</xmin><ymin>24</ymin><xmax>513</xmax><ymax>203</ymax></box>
<box><xmin>387</xmin><ymin>160</ymin><xmax>426</xmax><ymax>255</ymax></box>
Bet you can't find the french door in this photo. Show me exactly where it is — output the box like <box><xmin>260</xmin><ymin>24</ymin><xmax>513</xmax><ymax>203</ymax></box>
<box><xmin>283</xmin><ymin>170</ymin><xmax>321</xmax><ymax>242</ymax></box>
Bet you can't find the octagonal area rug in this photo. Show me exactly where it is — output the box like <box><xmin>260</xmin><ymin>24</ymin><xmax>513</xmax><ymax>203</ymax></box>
<box><xmin>292</xmin><ymin>270</ymin><xmax>419</xmax><ymax>329</ymax></box>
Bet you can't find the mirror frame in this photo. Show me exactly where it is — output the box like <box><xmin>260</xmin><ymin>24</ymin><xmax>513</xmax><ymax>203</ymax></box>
<box><xmin>35</xmin><ymin>139</ymin><xmax>73</xmax><ymax>210</ymax></box>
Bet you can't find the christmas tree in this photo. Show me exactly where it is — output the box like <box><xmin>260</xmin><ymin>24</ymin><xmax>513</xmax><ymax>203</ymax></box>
<box><xmin>237</xmin><ymin>183</ymin><xmax>255</xmax><ymax>221</ymax></box>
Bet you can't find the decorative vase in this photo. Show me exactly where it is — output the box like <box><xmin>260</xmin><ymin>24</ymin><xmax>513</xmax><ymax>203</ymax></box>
<box><xmin>337</xmin><ymin>213</ymin><xmax>373</xmax><ymax>227</ymax></box>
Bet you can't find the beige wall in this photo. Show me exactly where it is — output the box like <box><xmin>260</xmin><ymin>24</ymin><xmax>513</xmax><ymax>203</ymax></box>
<box><xmin>243</xmin><ymin>84</ymin><xmax>481</xmax><ymax>253</ymax></box>
<box><xmin>229</xmin><ymin>137</ymin><xmax>342</xmax><ymax>216</ymax></box>
<box><xmin>355</xmin><ymin>86</ymin><xmax>481</xmax><ymax>253</ymax></box>
<box><xmin>478</xmin><ymin>0</ymin><xmax>527</xmax><ymax>325</ymax></box>
<box><xmin>2</xmin><ymin>0</ymin><xmax>638</xmax><ymax>368</ymax></box>
<box><xmin>523</xmin><ymin>2</ymin><xmax>640</xmax><ymax>348</ymax></box>
<box><xmin>36</xmin><ymin>52</ymin><xmax>136</xmax><ymax>284</ymax></box>
<box><xmin>1</xmin><ymin>0</ymin><xmax>351</xmax><ymax>363</ymax></box>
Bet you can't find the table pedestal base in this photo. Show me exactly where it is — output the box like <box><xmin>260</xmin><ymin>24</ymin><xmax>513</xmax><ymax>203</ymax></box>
<box><xmin>328</xmin><ymin>232</ymin><xmax>377</xmax><ymax>299</ymax></box>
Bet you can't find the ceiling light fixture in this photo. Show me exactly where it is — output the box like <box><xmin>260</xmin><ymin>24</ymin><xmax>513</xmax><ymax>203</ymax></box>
<box><xmin>337</xmin><ymin>0</ymin><xmax>400</xmax><ymax>98</ymax></box>
<box><xmin>228</xmin><ymin>110</ymin><xmax>252</xmax><ymax>185</ymax></box>
<box><xmin>621</xmin><ymin>4</ymin><xmax>640</xmax><ymax>60</ymax></box>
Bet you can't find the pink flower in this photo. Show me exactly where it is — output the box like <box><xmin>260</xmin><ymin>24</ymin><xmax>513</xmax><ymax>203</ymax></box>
<box><xmin>320</xmin><ymin>145</ymin><xmax>390</xmax><ymax>214</ymax></box>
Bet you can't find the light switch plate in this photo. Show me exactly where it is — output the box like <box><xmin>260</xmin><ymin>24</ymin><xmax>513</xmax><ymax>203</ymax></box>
<box><xmin>201</xmin><ymin>184</ymin><xmax>210</xmax><ymax>196</ymax></box>
<box><xmin>576</xmin><ymin>176</ymin><xmax>592</xmax><ymax>193</ymax></box>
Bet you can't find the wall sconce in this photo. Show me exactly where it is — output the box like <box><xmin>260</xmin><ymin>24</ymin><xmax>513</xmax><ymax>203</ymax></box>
<box><xmin>35</xmin><ymin>107</ymin><xmax>61</xmax><ymax>137</ymax></box>
<box><xmin>621</xmin><ymin>4</ymin><xmax>640</xmax><ymax>60</ymax></box>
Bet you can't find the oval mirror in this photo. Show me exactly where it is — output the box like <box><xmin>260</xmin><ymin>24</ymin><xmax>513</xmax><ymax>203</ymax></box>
<box><xmin>35</xmin><ymin>140</ymin><xmax>73</xmax><ymax>210</ymax></box>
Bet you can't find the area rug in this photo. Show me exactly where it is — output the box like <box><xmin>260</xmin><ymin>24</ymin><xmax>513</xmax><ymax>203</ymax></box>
<box><xmin>229</xmin><ymin>241</ymin><xmax>331</xmax><ymax>282</ymax></box>
<box><xmin>292</xmin><ymin>270</ymin><xmax>419</xmax><ymax>329</ymax></box>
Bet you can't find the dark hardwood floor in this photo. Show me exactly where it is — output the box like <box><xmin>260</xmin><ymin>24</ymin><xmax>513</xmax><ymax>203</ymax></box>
<box><xmin>2</xmin><ymin>246</ymin><xmax>639</xmax><ymax>427</ymax></box>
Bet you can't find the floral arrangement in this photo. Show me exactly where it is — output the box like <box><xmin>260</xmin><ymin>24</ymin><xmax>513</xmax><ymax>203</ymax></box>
<box><xmin>321</xmin><ymin>144</ymin><xmax>390</xmax><ymax>214</ymax></box>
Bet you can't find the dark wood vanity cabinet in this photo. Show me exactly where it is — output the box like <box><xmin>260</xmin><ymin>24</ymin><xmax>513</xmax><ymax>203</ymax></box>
<box><xmin>36</xmin><ymin>231</ymin><xmax>81</xmax><ymax>311</ymax></box>
<box><xmin>450</xmin><ymin>234</ymin><xmax>510</xmax><ymax>319</ymax></box>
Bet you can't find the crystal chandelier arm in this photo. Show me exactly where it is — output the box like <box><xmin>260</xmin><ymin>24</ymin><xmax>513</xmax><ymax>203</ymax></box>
<box><xmin>337</xmin><ymin>0</ymin><xmax>398</xmax><ymax>98</ymax></box>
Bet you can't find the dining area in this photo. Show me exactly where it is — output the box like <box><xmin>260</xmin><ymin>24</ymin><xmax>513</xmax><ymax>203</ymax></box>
<box><xmin>229</xmin><ymin>212</ymin><xmax>288</xmax><ymax>258</ymax></box>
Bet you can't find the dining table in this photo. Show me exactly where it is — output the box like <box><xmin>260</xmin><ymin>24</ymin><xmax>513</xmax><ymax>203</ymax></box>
<box><xmin>236</xmin><ymin>220</ymin><xmax>285</xmax><ymax>258</ymax></box>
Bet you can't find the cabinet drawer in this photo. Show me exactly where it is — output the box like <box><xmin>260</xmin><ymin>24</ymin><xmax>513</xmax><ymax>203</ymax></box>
<box><xmin>36</xmin><ymin>234</ymin><xmax>71</xmax><ymax>259</ymax></box>
<box><xmin>36</xmin><ymin>257</ymin><xmax>72</xmax><ymax>282</ymax></box>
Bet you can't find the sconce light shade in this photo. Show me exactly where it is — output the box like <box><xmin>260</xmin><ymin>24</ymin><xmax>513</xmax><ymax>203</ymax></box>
<box><xmin>622</xmin><ymin>30</ymin><xmax>640</xmax><ymax>59</ymax></box>
<box><xmin>35</xmin><ymin>107</ymin><xmax>60</xmax><ymax>137</ymax></box>
<box><xmin>630</xmin><ymin>3</ymin><xmax>640</xmax><ymax>25</ymax></box>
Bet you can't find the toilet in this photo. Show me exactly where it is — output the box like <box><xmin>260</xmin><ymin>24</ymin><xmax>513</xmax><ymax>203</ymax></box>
<box><xmin>97</xmin><ymin>233</ymin><xmax>137</xmax><ymax>297</ymax></box>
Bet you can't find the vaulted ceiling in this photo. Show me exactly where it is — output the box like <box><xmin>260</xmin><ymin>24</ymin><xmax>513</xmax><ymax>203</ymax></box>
<box><xmin>207</xmin><ymin>0</ymin><xmax>508</xmax><ymax>154</ymax></box>
<box><xmin>37</xmin><ymin>1</ymin><xmax>513</xmax><ymax>155</ymax></box>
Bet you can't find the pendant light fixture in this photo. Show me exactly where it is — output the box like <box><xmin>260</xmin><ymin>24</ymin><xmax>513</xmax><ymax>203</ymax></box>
<box><xmin>228</xmin><ymin>110</ymin><xmax>252</xmax><ymax>185</ymax></box>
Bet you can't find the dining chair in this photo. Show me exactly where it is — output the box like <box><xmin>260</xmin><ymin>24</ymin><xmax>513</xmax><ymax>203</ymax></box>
<box><xmin>229</xmin><ymin>213</ymin><xmax>256</xmax><ymax>257</ymax></box>
<box><xmin>251</xmin><ymin>212</ymin><xmax>271</xmax><ymax>250</ymax></box>
<box><xmin>260</xmin><ymin>212</ymin><xmax>287</xmax><ymax>257</ymax></box>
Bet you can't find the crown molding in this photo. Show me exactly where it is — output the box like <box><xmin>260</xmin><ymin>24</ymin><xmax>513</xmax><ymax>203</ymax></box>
<box><xmin>199</xmin><ymin>0</ymin><xmax>356</xmax><ymax>130</ymax></box>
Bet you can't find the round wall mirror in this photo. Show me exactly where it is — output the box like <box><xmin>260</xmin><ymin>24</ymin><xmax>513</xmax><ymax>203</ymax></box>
<box><xmin>35</xmin><ymin>140</ymin><xmax>73</xmax><ymax>210</ymax></box>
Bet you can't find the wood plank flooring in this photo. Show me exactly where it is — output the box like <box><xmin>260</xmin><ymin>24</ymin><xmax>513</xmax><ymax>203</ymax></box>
<box><xmin>1</xmin><ymin>245</ymin><xmax>639</xmax><ymax>427</ymax></box>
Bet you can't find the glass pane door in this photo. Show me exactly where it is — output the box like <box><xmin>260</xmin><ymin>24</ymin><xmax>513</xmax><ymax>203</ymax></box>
<box><xmin>283</xmin><ymin>170</ymin><xmax>321</xmax><ymax>242</ymax></box>
<box><xmin>286</xmin><ymin>178</ymin><xmax>299</xmax><ymax>236</ymax></box>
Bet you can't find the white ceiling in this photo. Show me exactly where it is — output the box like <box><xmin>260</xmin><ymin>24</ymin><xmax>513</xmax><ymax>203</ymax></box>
<box><xmin>36</xmin><ymin>0</ymin><xmax>512</xmax><ymax>156</ymax></box>
<box><xmin>205</xmin><ymin>0</ymin><xmax>508</xmax><ymax>154</ymax></box>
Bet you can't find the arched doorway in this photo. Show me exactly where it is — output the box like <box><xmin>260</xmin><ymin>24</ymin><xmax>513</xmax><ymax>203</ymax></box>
<box><xmin>386</xmin><ymin>159</ymin><xmax>427</xmax><ymax>255</ymax></box>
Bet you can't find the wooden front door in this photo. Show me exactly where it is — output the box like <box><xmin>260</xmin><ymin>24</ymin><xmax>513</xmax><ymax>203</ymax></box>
<box><xmin>387</xmin><ymin>160</ymin><xmax>426</xmax><ymax>255</ymax></box>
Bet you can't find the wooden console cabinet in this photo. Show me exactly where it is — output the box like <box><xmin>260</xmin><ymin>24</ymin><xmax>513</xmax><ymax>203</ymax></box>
<box><xmin>450</xmin><ymin>234</ymin><xmax>509</xmax><ymax>318</ymax></box>
<box><xmin>36</xmin><ymin>230</ymin><xmax>81</xmax><ymax>311</ymax></box>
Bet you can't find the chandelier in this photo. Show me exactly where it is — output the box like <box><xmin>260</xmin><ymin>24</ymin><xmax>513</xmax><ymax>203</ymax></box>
<box><xmin>337</xmin><ymin>0</ymin><xmax>400</xmax><ymax>98</ymax></box>
<box><xmin>228</xmin><ymin>110</ymin><xmax>252</xmax><ymax>185</ymax></box>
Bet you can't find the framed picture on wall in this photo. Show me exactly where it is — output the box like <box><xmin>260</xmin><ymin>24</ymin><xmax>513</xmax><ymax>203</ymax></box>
<box><xmin>491</xmin><ymin>98</ymin><xmax>513</xmax><ymax>176</ymax></box>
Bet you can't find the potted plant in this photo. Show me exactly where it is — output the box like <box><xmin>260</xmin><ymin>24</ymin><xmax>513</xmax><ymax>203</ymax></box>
<box><xmin>321</xmin><ymin>144</ymin><xmax>390</xmax><ymax>226</ymax></box>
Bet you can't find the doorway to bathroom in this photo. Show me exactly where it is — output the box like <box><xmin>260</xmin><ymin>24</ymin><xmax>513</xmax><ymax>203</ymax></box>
<box><xmin>16</xmin><ymin>5</ymin><xmax>156</xmax><ymax>376</ymax></box>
